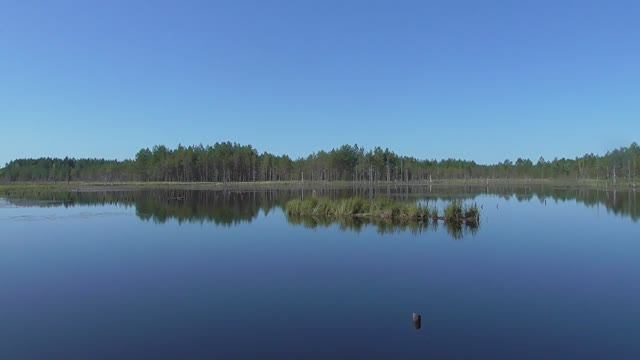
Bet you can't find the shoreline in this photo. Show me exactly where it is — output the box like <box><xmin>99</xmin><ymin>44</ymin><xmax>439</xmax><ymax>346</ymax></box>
<box><xmin>0</xmin><ymin>178</ymin><xmax>637</xmax><ymax>193</ymax></box>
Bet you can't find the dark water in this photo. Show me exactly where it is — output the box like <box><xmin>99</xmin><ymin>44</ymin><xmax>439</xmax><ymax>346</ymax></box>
<box><xmin>1</xmin><ymin>186</ymin><xmax>639</xmax><ymax>359</ymax></box>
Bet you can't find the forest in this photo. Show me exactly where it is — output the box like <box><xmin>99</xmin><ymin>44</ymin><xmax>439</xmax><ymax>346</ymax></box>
<box><xmin>1</xmin><ymin>142</ymin><xmax>639</xmax><ymax>184</ymax></box>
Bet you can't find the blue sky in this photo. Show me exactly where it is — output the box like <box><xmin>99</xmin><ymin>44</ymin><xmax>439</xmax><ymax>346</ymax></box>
<box><xmin>1</xmin><ymin>0</ymin><xmax>638</xmax><ymax>166</ymax></box>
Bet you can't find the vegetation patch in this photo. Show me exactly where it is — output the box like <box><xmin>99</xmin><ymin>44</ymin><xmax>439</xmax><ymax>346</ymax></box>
<box><xmin>285</xmin><ymin>196</ymin><xmax>479</xmax><ymax>226</ymax></box>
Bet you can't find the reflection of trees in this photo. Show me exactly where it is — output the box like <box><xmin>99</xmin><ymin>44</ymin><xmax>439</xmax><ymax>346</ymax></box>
<box><xmin>286</xmin><ymin>213</ymin><xmax>480</xmax><ymax>238</ymax></box>
<box><xmin>2</xmin><ymin>190</ymin><xmax>291</xmax><ymax>226</ymax></box>
<box><xmin>134</xmin><ymin>191</ymin><xmax>269</xmax><ymax>225</ymax></box>
<box><xmin>537</xmin><ymin>188</ymin><xmax>639</xmax><ymax>221</ymax></box>
<box><xmin>2</xmin><ymin>185</ymin><xmax>638</xmax><ymax>229</ymax></box>
<box><xmin>396</xmin><ymin>184</ymin><xmax>639</xmax><ymax>222</ymax></box>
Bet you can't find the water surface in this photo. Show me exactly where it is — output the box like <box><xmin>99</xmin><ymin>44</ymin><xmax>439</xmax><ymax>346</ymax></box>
<box><xmin>1</xmin><ymin>186</ymin><xmax>638</xmax><ymax>359</ymax></box>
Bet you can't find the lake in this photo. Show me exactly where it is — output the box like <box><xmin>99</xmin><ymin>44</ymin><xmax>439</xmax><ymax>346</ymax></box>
<box><xmin>1</xmin><ymin>185</ymin><xmax>639</xmax><ymax>359</ymax></box>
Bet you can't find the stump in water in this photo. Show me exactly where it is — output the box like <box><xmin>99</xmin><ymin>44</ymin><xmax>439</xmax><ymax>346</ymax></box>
<box><xmin>412</xmin><ymin>313</ymin><xmax>421</xmax><ymax>330</ymax></box>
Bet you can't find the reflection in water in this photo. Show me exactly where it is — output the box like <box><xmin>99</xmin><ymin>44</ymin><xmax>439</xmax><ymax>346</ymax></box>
<box><xmin>2</xmin><ymin>185</ymin><xmax>638</xmax><ymax>360</ymax></box>
<box><xmin>286</xmin><ymin>212</ymin><xmax>479</xmax><ymax>239</ymax></box>
<box><xmin>2</xmin><ymin>184</ymin><xmax>638</xmax><ymax>237</ymax></box>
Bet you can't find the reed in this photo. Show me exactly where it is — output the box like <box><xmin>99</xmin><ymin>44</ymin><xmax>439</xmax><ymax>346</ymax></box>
<box><xmin>285</xmin><ymin>196</ymin><xmax>480</xmax><ymax>225</ymax></box>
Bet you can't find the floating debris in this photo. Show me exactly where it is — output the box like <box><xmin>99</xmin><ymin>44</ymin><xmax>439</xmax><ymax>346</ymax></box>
<box><xmin>412</xmin><ymin>313</ymin><xmax>422</xmax><ymax>330</ymax></box>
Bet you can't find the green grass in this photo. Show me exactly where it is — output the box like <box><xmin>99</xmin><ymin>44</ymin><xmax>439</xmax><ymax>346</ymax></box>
<box><xmin>444</xmin><ymin>201</ymin><xmax>463</xmax><ymax>224</ymax></box>
<box><xmin>285</xmin><ymin>196</ymin><xmax>479</xmax><ymax>225</ymax></box>
<box><xmin>444</xmin><ymin>201</ymin><xmax>480</xmax><ymax>225</ymax></box>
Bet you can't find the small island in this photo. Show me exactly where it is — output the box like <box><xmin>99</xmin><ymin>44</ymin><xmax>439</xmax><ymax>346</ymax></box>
<box><xmin>285</xmin><ymin>196</ymin><xmax>480</xmax><ymax>226</ymax></box>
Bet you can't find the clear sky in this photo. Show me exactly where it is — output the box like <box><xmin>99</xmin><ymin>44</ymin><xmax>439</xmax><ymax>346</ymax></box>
<box><xmin>1</xmin><ymin>0</ymin><xmax>638</xmax><ymax>166</ymax></box>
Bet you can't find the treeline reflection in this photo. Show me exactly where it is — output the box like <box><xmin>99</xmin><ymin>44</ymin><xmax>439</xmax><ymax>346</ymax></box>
<box><xmin>3</xmin><ymin>185</ymin><xmax>638</xmax><ymax>231</ymax></box>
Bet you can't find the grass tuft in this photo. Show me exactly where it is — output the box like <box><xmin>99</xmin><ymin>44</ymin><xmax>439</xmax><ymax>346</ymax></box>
<box><xmin>285</xmin><ymin>196</ymin><xmax>480</xmax><ymax>226</ymax></box>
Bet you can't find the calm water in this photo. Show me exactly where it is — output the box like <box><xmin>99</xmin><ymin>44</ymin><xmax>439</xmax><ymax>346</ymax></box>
<box><xmin>1</xmin><ymin>186</ymin><xmax>639</xmax><ymax>359</ymax></box>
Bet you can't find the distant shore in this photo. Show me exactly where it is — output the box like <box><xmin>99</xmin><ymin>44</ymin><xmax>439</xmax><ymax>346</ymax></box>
<box><xmin>0</xmin><ymin>178</ymin><xmax>636</xmax><ymax>193</ymax></box>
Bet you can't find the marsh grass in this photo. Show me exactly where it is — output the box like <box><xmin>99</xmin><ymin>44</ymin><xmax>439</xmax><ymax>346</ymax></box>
<box><xmin>464</xmin><ymin>203</ymin><xmax>480</xmax><ymax>222</ymax></box>
<box><xmin>444</xmin><ymin>201</ymin><xmax>480</xmax><ymax>225</ymax></box>
<box><xmin>444</xmin><ymin>201</ymin><xmax>463</xmax><ymax>224</ymax></box>
<box><xmin>285</xmin><ymin>196</ymin><xmax>480</xmax><ymax>226</ymax></box>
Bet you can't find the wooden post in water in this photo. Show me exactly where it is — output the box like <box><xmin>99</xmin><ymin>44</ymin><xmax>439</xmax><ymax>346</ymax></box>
<box><xmin>412</xmin><ymin>313</ymin><xmax>421</xmax><ymax>330</ymax></box>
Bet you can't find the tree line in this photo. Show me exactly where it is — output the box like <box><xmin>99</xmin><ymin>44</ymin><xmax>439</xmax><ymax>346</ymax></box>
<box><xmin>1</xmin><ymin>142</ymin><xmax>639</xmax><ymax>184</ymax></box>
